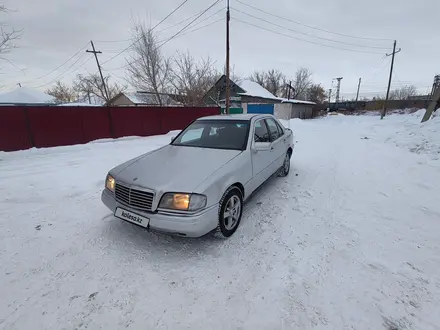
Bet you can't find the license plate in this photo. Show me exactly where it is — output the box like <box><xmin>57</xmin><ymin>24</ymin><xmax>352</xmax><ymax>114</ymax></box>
<box><xmin>114</xmin><ymin>207</ymin><xmax>149</xmax><ymax>228</ymax></box>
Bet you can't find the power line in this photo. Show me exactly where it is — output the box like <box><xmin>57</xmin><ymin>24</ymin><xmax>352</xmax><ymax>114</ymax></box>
<box><xmin>156</xmin><ymin>0</ymin><xmax>222</xmax><ymax>49</ymax></box>
<box><xmin>21</xmin><ymin>43</ymin><xmax>89</xmax><ymax>85</ymax></box>
<box><xmin>100</xmin><ymin>0</ymin><xmax>191</xmax><ymax>66</ymax></box>
<box><xmin>33</xmin><ymin>54</ymin><xmax>93</xmax><ymax>89</ymax></box>
<box><xmin>363</xmin><ymin>55</ymin><xmax>388</xmax><ymax>83</ymax></box>
<box><xmin>104</xmin><ymin>1</ymin><xmax>223</xmax><ymax>71</ymax></box>
<box><xmin>174</xmin><ymin>17</ymin><xmax>223</xmax><ymax>39</ymax></box>
<box><xmin>232</xmin><ymin>8</ymin><xmax>390</xmax><ymax>50</ymax></box>
<box><xmin>94</xmin><ymin>6</ymin><xmax>224</xmax><ymax>53</ymax></box>
<box><xmin>233</xmin><ymin>18</ymin><xmax>385</xmax><ymax>54</ymax></box>
<box><xmin>235</xmin><ymin>0</ymin><xmax>393</xmax><ymax>42</ymax></box>
<box><xmin>103</xmin><ymin>17</ymin><xmax>223</xmax><ymax>72</ymax></box>
<box><xmin>176</xmin><ymin>6</ymin><xmax>224</xmax><ymax>32</ymax></box>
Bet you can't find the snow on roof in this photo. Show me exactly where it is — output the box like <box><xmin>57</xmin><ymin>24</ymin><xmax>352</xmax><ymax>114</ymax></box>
<box><xmin>125</xmin><ymin>92</ymin><xmax>179</xmax><ymax>105</ymax></box>
<box><xmin>237</xmin><ymin>80</ymin><xmax>278</xmax><ymax>100</ymax></box>
<box><xmin>0</xmin><ymin>87</ymin><xmax>55</xmax><ymax>104</ymax></box>
<box><xmin>58</xmin><ymin>102</ymin><xmax>102</xmax><ymax>107</ymax></box>
<box><xmin>235</xmin><ymin>80</ymin><xmax>316</xmax><ymax>105</ymax></box>
<box><xmin>278</xmin><ymin>98</ymin><xmax>316</xmax><ymax>105</ymax></box>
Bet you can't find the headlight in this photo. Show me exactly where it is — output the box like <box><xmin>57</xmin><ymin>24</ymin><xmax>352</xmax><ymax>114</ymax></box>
<box><xmin>159</xmin><ymin>193</ymin><xmax>207</xmax><ymax>212</ymax></box>
<box><xmin>105</xmin><ymin>174</ymin><xmax>115</xmax><ymax>192</ymax></box>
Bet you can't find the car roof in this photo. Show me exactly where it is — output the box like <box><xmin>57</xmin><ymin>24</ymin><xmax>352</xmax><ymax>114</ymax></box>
<box><xmin>197</xmin><ymin>114</ymin><xmax>272</xmax><ymax>121</ymax></box>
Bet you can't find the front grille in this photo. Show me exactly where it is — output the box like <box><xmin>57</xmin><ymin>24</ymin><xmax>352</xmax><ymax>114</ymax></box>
<box><xmin>115</xmin><ymin>183</ymin><xmax>154</xmax><ymax>212</ymax></box>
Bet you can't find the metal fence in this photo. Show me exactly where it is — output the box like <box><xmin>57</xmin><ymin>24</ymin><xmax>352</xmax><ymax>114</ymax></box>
<box><xmin>0</xmin><ymin>106</ymin><xmax>220</xmax><ymax>152</ymax></box>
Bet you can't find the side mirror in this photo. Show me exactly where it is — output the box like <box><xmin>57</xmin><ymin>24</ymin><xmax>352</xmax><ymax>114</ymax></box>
<box><xmin>253</xmin><ymin>142</ymin><xmax>271</xmax><ymax>152</ymax></box>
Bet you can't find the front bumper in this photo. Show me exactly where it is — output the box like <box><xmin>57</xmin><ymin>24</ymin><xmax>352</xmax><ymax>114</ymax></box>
<box><xmin>101</xmin><ymin>189</ymin><xmax>218</xmax><ymax>238</ymax></box>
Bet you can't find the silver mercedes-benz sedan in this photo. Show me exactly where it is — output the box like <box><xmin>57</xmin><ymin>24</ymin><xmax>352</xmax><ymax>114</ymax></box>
<box><xmin>101</xmin><ymin>114</ymin><xmax>294</xmax><ymax>238</ymax></box>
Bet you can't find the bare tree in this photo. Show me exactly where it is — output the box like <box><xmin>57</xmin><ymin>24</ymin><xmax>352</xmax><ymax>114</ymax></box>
<box><xmin>73</xmin><ymin>73</ymin><xmax>126</xmax><ymax>103</ymax></box>
<box><xmin>292</xmin><ymin>67</ymin><xmax>313</xmax><ymax>100</ymax></box>
<box><xmin>265</xmin><ymin>69</ymin><xmax>285</xmax><ymax>97</ymax></box>
<box><xmin>0</xmin><ymin>6</ymin><xmax>22</xmax><ymax>66</ymax></box>
<box><xmin>306</xmin><ymin>84</ymin><xmax>326</xmax><ymax>103</ymax></box>
<box><xmin>249</xmin><ymin>70</ymin><xmax>266</xmax><ymax>87</ymax></box>
<box><xmin>171</xmin><ymin>51</ymin><xmax>218</xmax><ymax>106</ymax></box>
<box><xmin>126</xmin><ymin>24</ymin><xmax>171</xmax><ymax>106</ymax></box>
<box><xmin>249</xmin><ymin>69</ymin><xmax>285</xmax><ymax>97</ymax></box>
<box><xmin>46</xmin><ymin>81</ymin><xmax>78</xmax><ymax>103</ymax></box>
<box><xmin>389</xmin><ymin>85</ymin><xmax>418</xmax><ymax>100</ymax></box>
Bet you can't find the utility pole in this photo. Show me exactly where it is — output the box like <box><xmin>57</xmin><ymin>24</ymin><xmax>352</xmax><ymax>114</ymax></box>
<box><xmin>381</xmin><ymin>40</ymin><xmax>401</xmax><ymax>119</ymax></box>
<box><xmin>431</xmin><ymin>74</ymin><xmax>440</xmax><ymax>98</ymax></box>
<box><xmin>86</xmin><ymin>41</ymin><xmax>110</xmax><ymax>103</ymax></box>
<box><xmin>287</xmin><ymin>81</ymin><xmax>292</xmax><ymax>100</ymax></box>
<box><xmin>225</xmin><ymin>0</ymin><xmax>231</xmax><ymax>114</ymax></box>
<box><xmin>421</xmin><ymin>86</ymin><xmax>440</xmax><ymax>122</ymax></box>
<box><xmin>355</xmin><ymin>77</ymin><xmax>362</xmax><ymax>102</ymax></box>
<box><xmin>335</xmin><ymin>77</ymin><xmax>343</xmax><ymax>103</ymax></box>
<box><xmin>328</xmin><ymin>88</ymin><xmax>332</xmax><ymax>111</ymax></box>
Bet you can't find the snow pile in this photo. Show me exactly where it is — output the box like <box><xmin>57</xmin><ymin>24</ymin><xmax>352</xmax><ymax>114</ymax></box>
<box><xmin>0</xmin><ymin>86</ymin><xmax>55</xmax><ymax>104</ymax></box>
<box><xmin>295</xmin><ymin>109</ymin><xmax>439</xmax><ymax>160</ymax></box>
<box><xmin>384</xmin><ymin>111</ymin><xmax>440</xmax><ymax>159</ymax></box>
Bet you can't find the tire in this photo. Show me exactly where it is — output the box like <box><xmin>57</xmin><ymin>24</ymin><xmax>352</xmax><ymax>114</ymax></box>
<box><xmin>216</xmin><ymin>187</ymin><xmax>243</xmax><ymax>238</ymax></box>
<box><xmin>278</xmin><ymin>151</ymin><xmax>291</xmax><ymax>177</ymax></box>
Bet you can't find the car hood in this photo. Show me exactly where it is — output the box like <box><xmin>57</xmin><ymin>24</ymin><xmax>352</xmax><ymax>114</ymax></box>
<box><xmin>112</xmin><ymin>145</ymin><xmax>242</xmax><ymax>193</ymax></box>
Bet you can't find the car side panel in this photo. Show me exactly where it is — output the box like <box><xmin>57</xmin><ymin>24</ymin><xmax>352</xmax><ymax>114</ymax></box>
<box><xmin>193</xmin><ymin>151</ymin><xmax>252</xmax><ymax>207</ymax></box>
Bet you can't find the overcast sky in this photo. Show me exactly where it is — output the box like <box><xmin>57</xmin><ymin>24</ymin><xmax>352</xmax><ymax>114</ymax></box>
<box><xmin>1</xmin><ymin>0</ymin><xmax>439</xmax><ymax>99</ymax></box>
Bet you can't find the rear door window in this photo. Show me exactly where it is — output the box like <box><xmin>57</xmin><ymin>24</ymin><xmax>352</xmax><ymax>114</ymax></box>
<box><xmin>254</xmin><ymin>119</ymin><xmax>270</xmax><ymax>142</ymax></box>
<box><xmin>265</xmin><ymin>118</ymin><xmax>281</xmax><ymax>141</ymax></box>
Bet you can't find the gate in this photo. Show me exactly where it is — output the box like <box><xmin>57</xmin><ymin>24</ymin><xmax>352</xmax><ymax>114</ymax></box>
<box><xmin>247</xmin><ymin>104</ymin><xmax>274</xmax><ymax>114</ymax></box>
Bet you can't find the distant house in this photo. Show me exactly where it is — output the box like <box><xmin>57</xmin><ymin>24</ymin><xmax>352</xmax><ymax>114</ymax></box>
<box><xmin>203</xmin><ymin>75</ymin><xmax>315</xmax><ymax>119</ymax></box>
<box><xmin>108</xmin><ymin>92</ymin><xmax>183</xmax><ymax>107</ymax></box>
<box><xmin>0</xmin><ymin>86</ymin><xmax>55</xmax><ymax>106</ymax></box>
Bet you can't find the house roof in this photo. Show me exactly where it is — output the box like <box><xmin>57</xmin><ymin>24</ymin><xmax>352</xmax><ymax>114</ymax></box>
<box><xmin>237</xmin><ymin>80</ymin><xmax>278</xmax><ymax>100</ymax></box>
<box><xmin>202</xmin><ymin>75</ymin><xmax>317</xmax><ymax>105</ymax></box>
<box><xmin>278</xmin><ymin>98</ymin><xmax>316</xmax><ymax>105</ymax></box>
<box><xmin>58</xmin><ymin>102</ymin><xmax>102</xmax><ymax>107</ymax></box>
<box><xmin>0</xmin><ymin>87</ymin><xmax>55</xmax><ymax>104</ymax></box>
<box><xmin>116</xmin><ymin>92</ymin><xmax>181</xmax><ymax>105</ymax></box>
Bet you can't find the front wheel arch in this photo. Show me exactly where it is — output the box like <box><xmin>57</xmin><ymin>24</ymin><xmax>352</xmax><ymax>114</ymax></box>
<box><xmin>216</xmin><ymin>185</ymin><xmax>243</xmax><ymax>238</ymax></box>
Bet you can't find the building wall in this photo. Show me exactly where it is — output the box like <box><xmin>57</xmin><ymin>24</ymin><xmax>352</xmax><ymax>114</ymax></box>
<box><xmin>110</xmin><ymin>94</ymin><xmax>135</xmax><ymax>106</ymax></box>
<box><xmin>274</xmin><ymin>103</ymin><xmax>314</xmax><ymax>119</ymax></box>
<box><xmin>274</xmin><ymin>103</ymin><xmax>291</xmax><ymax>119</ymax></box>
<box><xmin>292</xmin><ymin>104</ymin><xmax>313</xmax><ymax>119</ymax></box>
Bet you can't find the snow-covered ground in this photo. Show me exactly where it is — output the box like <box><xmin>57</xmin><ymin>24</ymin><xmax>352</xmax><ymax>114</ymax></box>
<box><xmin>1</xmin><ymin>112</ymin><xmax>439</xmax><ymax>330</ymax></box>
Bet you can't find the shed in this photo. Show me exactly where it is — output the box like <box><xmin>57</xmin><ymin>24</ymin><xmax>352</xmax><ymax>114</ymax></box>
<box><xmin>274</xmin><ymin>98</ymin><xmax>316</xmax><ymax>119</ymax></box>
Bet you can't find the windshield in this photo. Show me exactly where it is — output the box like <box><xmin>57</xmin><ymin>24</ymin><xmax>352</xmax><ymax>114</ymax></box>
<box><xmin>172</xmin><ymin>119</ymin><xmax>250</xmax><ymax>150</ymax></box>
